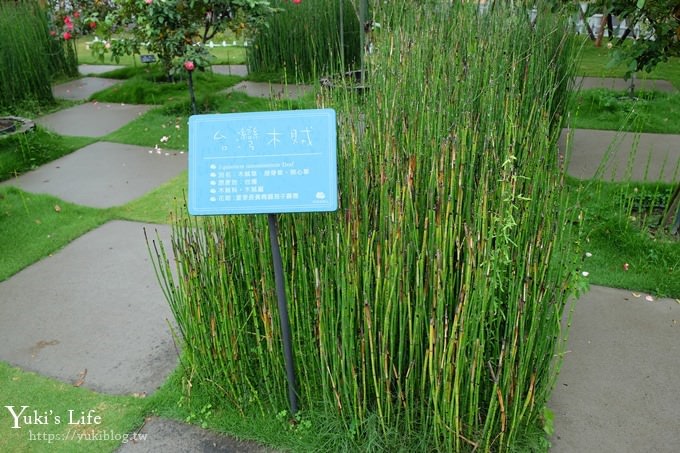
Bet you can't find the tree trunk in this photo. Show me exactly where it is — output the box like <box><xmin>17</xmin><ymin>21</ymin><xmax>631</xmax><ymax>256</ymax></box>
<box><xmin>579</xmin><ymin>7</ymin><xmax>595</xmax><ymax>40</ymax></box>
<box><xmin>661</xmin><ymin>184</ymin><xmax>680</xmax><ymax>235</ymax></box>
<box><xmin>594</xmin><ymin>13</ymin><xmax>608</xmax><ymax>47</ymax></box>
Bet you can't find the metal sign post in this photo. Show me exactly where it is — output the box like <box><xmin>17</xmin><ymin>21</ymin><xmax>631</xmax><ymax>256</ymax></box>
<box><xmin>188</xmin><ymin>109</ymin><xmax>337</xmax><ymax>415</ymax></box>
<box><xmin>267</xmin><ymin>213</ymin><xmax>298</xmax><ymax>414</ymax></box>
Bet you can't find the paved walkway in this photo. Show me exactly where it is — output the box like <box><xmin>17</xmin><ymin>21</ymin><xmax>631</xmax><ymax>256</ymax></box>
<box><xmin>549</xmin><ymin>286</ymin><xmax>680</xmax><ymax>452</ymax></box>
<box><xmin>1</xmin><ymin>142</ymin><xmax>186</xmax><ymax>208</ymax></box>
<box><xmin>222</xmin><ymin>81</ymin><xmax>314</xmax><ymax>99</ymax></box>
<box><xmin>577</xmin><ymin>76</ymin><xmax>677</xmax><ymax>93</ymax></box>
<box><xmin>0</xmin><ymin>71</ymin><xmax>679</xmax><ymax>452</ymax></box>
<box><xmin>37</xmin><ymin>102</ymin><xmax>153</xmax><ymax>137</ymax></box>
<box><xmin>52</xmin><ymin>77</ymin><xmax>124</xmax><ymax>101</ymax></box>
<box><xmin>560</xmin><ymin>129</ymin><xmax>680</xmax><ymax>182</ymax></box>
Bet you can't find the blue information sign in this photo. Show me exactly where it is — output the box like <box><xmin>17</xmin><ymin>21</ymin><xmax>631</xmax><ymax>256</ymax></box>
<box><xmin>188</xmin><ymin>109</ymin><xmax>337</xmax><ymax>215</ymax></box>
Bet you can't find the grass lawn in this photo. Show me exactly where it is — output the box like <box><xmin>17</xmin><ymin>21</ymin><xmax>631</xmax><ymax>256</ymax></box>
<box><xmin>569</xmin><ymin>179</ymin><xmax>680</xmax><ymax>297</ymax></box>
<box><xmin>0</xmin><ymin>130</ymin><xmax>96</xmax><ymax>181</ymax></box>
<box><xmin>0</xmin><ymin>362</ymin><xmax>147</xmax><ymax>453</ymax></box>
<box><xmin>572</xmin><ymin>38</ymin><xmax>680</xmax><ymax>134</ymax></box>
<box><xmin>571</xmin><ymin>89</ymin><xmax>680</xmax><ymax>134</ymax></box>
<box><xmin>0</xmin><ymin>187</ymin><xmax>112</xmax><ymax>281</ymax></box>
<box><xmin>76</xmin><ymin>33</ymin><xmax>247</xmax><ymax>67</ymax></box>
<box><xmin>576</xmin><ymin>37</ymin><xmax>680</xmax><ymax>88</ymax></box>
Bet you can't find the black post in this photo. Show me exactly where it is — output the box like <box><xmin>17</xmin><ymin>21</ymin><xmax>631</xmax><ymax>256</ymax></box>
<box><xmin>267</xmin><ymin>213</ymin><xmax>298</xmax><ymax>415</ymax></box>
<box><xmin>187</xmin><ymin>70</ymin><xmax>198</xmax><ymax>116</ymax></box>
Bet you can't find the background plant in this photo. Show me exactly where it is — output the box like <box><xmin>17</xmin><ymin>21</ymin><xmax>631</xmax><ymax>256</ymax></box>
<box><xmin>0</xmin><ymin>0</ymin><xmax>75</xmax><ymax>112</ymax></box>
<box><xmin>247</xmin><ymin>0</ymin><xmax>363</xmax><ymax>80</ymax></box>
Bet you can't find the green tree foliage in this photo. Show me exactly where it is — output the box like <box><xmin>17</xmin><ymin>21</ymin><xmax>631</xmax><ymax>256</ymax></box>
<box><xmin>87</xmin><ymin>0</ymin><xmax>278</xmax><ymax>76</ymax></box>
<box><xmin>555</xmin><ymin>1</ymin><xmax>679</xmax><ymax>77</ymax></box>
<box><xmin>606</xmin><ymin>0</ymin><xmax>680</xmax><ymax>77</ymax></box>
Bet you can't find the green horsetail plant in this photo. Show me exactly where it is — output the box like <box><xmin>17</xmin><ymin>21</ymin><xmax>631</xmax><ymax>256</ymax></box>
<box><xmin>149</xmin><ymin>2</ymin><xmax>584</xmax><ymax>451</ymax></box>
<box><xmin>0</xmin><ymin>0</ymin><xmax>55</xmax><ymax>111</ymax></box>
<box><xmin>247</xmin><ymin>0</ymin><xmax>362</xmax><ymax>80</ymax></box>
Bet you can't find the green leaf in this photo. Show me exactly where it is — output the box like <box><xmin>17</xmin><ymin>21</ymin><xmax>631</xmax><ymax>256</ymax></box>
<box><xmin>636</xmin><ymin>0</ymin><xmax>646</xmax><ymax>9</ymax></box>
<box><xmin>542</xmin><ymin>406</ymin><xmax>555</xmax><ymax>436</ymax></box>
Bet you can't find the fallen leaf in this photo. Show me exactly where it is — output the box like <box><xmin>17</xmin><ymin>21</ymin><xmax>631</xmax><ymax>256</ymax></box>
<box><xmin>54</xmin><ymin>205</ymin><xmax>61</xmax><ymax>213</ymax></box>
<box><xmin>73</xmin><ymin>368</ymin><xmax>88</xmax><ymax>387</ymax></box>
<box><xmin>131</xmin><ymin>392</ymin><xmax>147</xmax><ymax>398</ymax></box>
<box><xmin>632</xmin><ymin>292</ymin><xmax>641</xmax><ymax>298</ymax></box>
<box><xmin>645</xmin><ymin>295</ymin><xmax>654</xmax><ymax>302</ymax></box>
<box><xmin>35</xmin><ymin>219</ymin><xmax>41</xmax><ymax>224</ymax></box>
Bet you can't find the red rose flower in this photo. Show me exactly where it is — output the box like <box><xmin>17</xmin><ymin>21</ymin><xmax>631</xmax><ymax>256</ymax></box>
<box><xmin>184</xmin><ymin>61</ymin><xmax>195</xmax><ymax>71</ymax></box>
<box><xmin>63</xmin><ymin>31</ymin><xmax>72</xmax><ymax>40</ymax></box>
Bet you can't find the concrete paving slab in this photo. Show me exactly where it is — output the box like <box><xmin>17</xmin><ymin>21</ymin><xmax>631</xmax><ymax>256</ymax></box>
<box><xmin>116</xmin><ymin>417</ymin><xmax>277</xmax><ymax>453</ymax></box>
<box><xmin>52</xmin><ymin>77</ymin><xmax>123</xmax><ymax>101</ymax></box>
<box><xmin>0</xmin><ymin>142</ymin><xmax>187</xmax><ymax>208</ymax></box>
<box><xmin>79</xmin><ymin>64</ymin><xmax>125</xmax><ymax>75</ymax></box>
<box><xmin>0</xmin><ymin>221</ymin><xmax>178</xmax><ymax>395</ymax></box>
<box><xmin>576</xmin><ymin>76</ymin><xmax>677</xmax><ymax>93</ymax></box>
<box><xmin>223</xmin><ymin>81</ymin><xmax>314</xmax><ymax>100</ymax></box>
<box><xmin>560</xmin><ymin>129</ymin><xmax>680</xmax><ymax>182</ymax></box>
<box><xmin>549</xmin><ymin>285</ymin><xmax>680</xmax><ymax>452</ymax></box>
<box><xmin>212</xmin><ymin>65</ymin><xmax>249</xmax><ymax>77</ymax></box>
<box><xmin>35</xmin><ymin>102</ymin><xmax>152</xmax><ymax>138</ymax></box>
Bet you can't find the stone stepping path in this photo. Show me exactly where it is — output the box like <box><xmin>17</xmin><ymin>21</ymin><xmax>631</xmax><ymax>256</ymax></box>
<box><xmin>560</xmin><ymin>129</ymin><xmax>680</xmax><ymax>183</ymax></box>
<box><xmin>0</xmin><ymin>221</ymin><xmax>177</xmax><ymax>395</ymax></box>
<box><xmin>36</xmin><ymin>102</ymin><xmax>152</xmax><ymax>138</ymax></box>
<box><xmin>549</xmin><ymin>285</ymin><xmax>680</xmax><ymax>452</ymax></box>
<box><xmin>116</xmin><ymin>416</ymin><xmax>276</xmax><ymax>452</ymax></box>
<box><xmin>52</xmin><ymin>77</ymin><xmax>123</xmax><ymax>101</ymax></box>
<box><xmin>0</xmin><ymin>142</ymin><xmax>186</xmax><ymax>209</ymax></box>
<box><xmin>223</xmin><ymin>81</ymin><xmax>314</xmax><ymax>100</ymax></box>
<box><xmin>79</xmin><ymin>64</ymin><xmax>126</xmax><ymax>75</ymax></box>
<box><xmin>577</xmin><ymin>76</ymin><xmax>677</xmax><ymax>93</ymax></box>
<box><xmin>212</xmin><ymin>64</ymin><xmax>249</xmax><ymax>77</ymax></box>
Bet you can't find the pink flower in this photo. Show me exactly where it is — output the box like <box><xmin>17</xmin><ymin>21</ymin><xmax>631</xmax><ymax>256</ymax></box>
<box><xmin>292</xmin><ymin>0</ymin><xmax>302</xmax><ymax>3</ymax></box>
<box><xmin>184</xmin><ymin>60</ymin><xmax>195</xmax><ymax>71</ymax></box>
<box><xmin>63</xmin><ymin>31</ymin><xmax>72</xmax><ymax>40</ymax></box>
<box><xmin>74</xmin><ymin>11</ymin><xmax>80</xmax><ymax>18</ymax></box>
<box><xmin>89</xmin><ymin>21</ymin><xmax>97</xmax><ymax>29</ymax></box>
<box><xmin>145</xmin><ymin>0</ymin><xmax>153</xmax><ymax>4</ymax></box>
